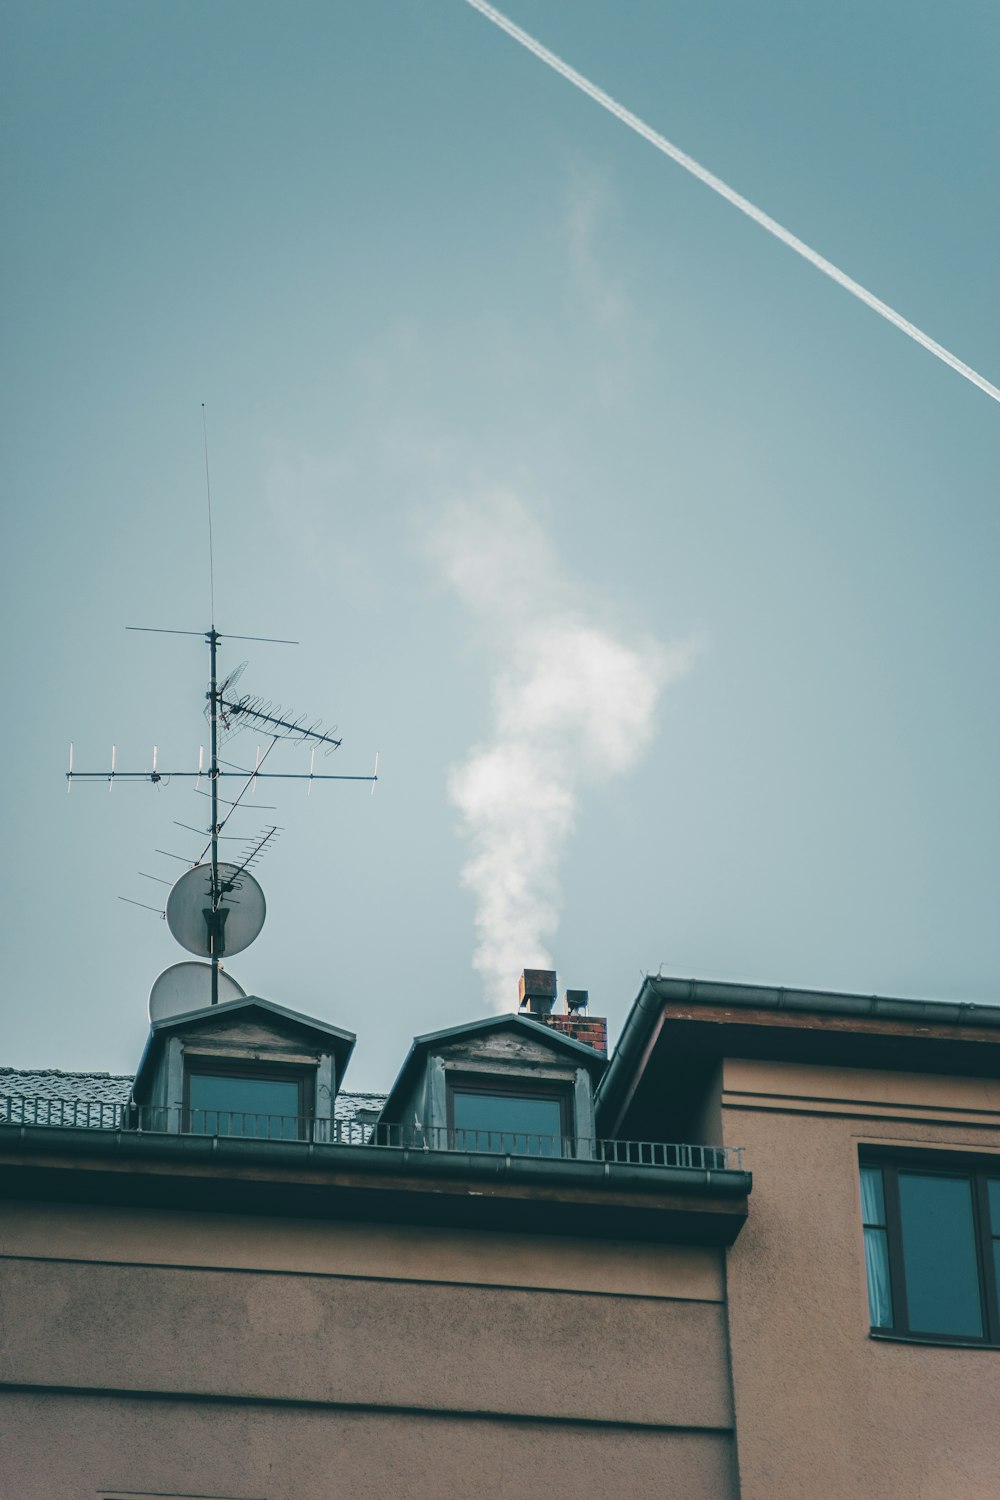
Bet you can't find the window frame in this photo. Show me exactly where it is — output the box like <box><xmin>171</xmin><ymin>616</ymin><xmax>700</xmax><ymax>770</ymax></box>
<box><xmin>183</xmin><ymin>1059</ymin><xmax>313</xmax><ymax>1141</ymax></box>
<box><xmin>859</xmin><ymin>1150</ymin><xmax>1000</xmax><ymax>1347</ymax></box>
<box><xmin>446</xmin><ymin>1073</ymin><xmax>574</xmax><ymax>1156</ymax></box>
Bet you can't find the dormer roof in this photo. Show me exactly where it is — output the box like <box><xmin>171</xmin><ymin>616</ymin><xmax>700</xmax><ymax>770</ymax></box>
<box><xmin>133</xmin><ymin>995</ymin><xmax>356</xmax><ymax>1101</ymax></box>
<box><xmin>379</xmin><ymin>1011</ymin><xmax>607</xmax><ymax>1124</ymax></box>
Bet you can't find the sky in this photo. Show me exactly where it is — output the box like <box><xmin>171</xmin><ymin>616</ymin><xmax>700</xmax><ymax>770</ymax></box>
<box><xmin>2</xmin><ymin>0</ymin><xmax>998</xmax><ymax>1092</ymax></box>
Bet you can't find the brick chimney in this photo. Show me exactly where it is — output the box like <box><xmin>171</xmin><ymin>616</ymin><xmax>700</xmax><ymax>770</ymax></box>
<box><xmin>518</xmin><ymin>970</ymin><xmax>607</xmax><ymax>1055</ymax></box>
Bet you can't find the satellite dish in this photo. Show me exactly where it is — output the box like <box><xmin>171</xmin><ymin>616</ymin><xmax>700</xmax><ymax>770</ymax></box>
<box><xmin>165</xmin><ymin>862</ymin><xmax>266</xmax><ymax>958</ymax></box>
<box><xmin>148</xmin><ymin>961</ymin><xmax>246</xmax><ymax>1022</ymax></box>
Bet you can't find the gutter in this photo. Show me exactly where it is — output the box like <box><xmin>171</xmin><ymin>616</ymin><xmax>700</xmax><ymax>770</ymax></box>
<box><xmin>644</xmin><ymin>977</ymin><xmax>1000</xmax><ymax>1028</ymax></box>
<box><xmin>1</xmin><ymin>1123</ymin><xmax>750</xmax><ymax>1201</ymax></box>
<box><xmin>596</xmin><ymin>973</ymin><xmax>1000</xmax><ymax>1136</ymax></box>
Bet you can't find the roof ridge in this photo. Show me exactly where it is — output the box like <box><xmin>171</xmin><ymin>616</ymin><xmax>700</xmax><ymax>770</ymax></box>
<box><xmin>0</xmin><ymin>1067</ymin><xmax>134</xmax><ymax>1080</ymax></box>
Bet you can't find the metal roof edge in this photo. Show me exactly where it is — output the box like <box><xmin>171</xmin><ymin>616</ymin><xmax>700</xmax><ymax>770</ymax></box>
<box><xmin>2</xmin><ymin>1120</ymin><xmax>751</xmax><ymax>1204</ymax></box>
<box><xmin>410</xmin><ymin>1011</ymin><xmax>607</xmax><ymax>1066</ymax></box>
<box><xmin>643</xmin><ymin>976</ymin><xmax>1000</xmax><ymax>1027</ymax></box>
<box><xmin>148</xmin><ymin>994</ymin><xmax>356</xmax><ymax>1045</ymax></box>
<box><xmin>379</xmin><ymin>1011</ymin><xmax>607</xmax><ymax>1124</ymax></box>
<box><xmin>594</xmin><ymin>976</ymin><xmax>661</xmax><ymax>1135</ymax></box>
<box><xmin>134</xmin><ymin>996</ymin><xmax>356</xmax><ymax>1100</ymax></box>
<box><xmin>595</xmin><ymin>974</ymin><xmax>1000</xmax><ymax>1134</ymax></box>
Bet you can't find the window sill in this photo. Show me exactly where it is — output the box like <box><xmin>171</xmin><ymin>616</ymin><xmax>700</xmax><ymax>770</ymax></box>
<box><xmin>869</xmin><ymin>1331</ymin><xmax>1000</xmax><ymax>1352</ymax></box>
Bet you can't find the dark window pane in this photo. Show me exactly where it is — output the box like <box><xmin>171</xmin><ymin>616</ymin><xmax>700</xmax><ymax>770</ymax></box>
<box><xmin>863</xmin><ymin>1226</ymin><xmax>893</xmax><ymax>1328</ymax></box>
<box><xmin>898</xmin><ymin>1173</ymin><xmax>983</xmax><ymax>1338</ymax></box>
<box><xmin>189</xmin><ymin>1074</ymin><xmax>301</xmax><ymax>1139</ymax></box>
<box><xmin>988</xmin><ymin>1179</ymin><xmax>1000</xmax><ymax>1235</ymax></box>
<box><xmin>452</xmin><ymin>1092</ymin><xmax>564</xmax><ymax>1156</ymax></box>
<box><xmin>859</xmin><ymin>1165</ymin><xmax>886</xmax><ymax>1226</ymax></box>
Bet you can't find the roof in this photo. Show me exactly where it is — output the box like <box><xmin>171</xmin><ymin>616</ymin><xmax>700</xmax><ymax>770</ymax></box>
<box><xmin>0</xmin><ymin>1067</ymin><xmax>384</xmax><ymax>1129</ymax></box>
<box><xmin>0</xmin><ymin>1068</ymin><xmax>132</xmax><ymax>1107</ymax></box>
<box><xmin>133</xmin><ymin>995</ymin><xmax>357</xmax><ymax>1100</ymax></box>
<box><xmin>380</xmin><ymin>1011</ymin><xmax>607</xmax><ymax>1123</ymax></box>
<box><xmin>334</xmin><ymin>1091</ymin><xmax>388</xmax><ymax>1123</ymax></box>
<box><xmin>596</xmin><ymin>974</ymin><xmax>1000</xmax><ymax>1136</ymax></box>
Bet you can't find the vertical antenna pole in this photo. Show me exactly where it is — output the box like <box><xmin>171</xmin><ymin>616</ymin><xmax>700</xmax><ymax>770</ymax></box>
<box><xmin>203</xmin><ymin>404</ymin><xmax>220</xmax><ymax>1006</ymax></box>
<box><xmin>208</xmin><ymin>627</ymin><xmax>220</xmax><ymax>1005</ymax></box>
<box><xmin>202</xmin><ymin>404</ymin><xmax>216</xmax><ymax>628</ymax></box>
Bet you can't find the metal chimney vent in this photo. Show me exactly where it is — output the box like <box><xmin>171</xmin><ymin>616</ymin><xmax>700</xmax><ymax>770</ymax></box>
<box><xmin>518</xmin><ymin>968</ymin><xmax>557</xmax><ymax>1015</ymax></box>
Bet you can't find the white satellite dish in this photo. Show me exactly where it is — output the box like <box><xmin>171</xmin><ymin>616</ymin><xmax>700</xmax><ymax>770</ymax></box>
<box><xmin>165</xmin><ymin>862</ymin><xmax>266</xmax><ymax>958</ymax></box>
<box><xmin>148</xmin><ymin>961</ymin><xmax>247</xmax><ymax>1022</ymax></box>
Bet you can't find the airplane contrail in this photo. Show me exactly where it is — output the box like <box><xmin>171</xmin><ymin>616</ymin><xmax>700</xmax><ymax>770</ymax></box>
<box><xmin>464</xmin><ymin>0</ymin><xmax>1000</xmax><ymax>407</ymax></box>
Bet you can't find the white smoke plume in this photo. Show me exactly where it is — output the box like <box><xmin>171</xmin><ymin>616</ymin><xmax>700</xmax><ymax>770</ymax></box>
<box><xmin>434</xmin><ymin>493</ymin><xmax>695</xmax><ymax>1010</ymax></box>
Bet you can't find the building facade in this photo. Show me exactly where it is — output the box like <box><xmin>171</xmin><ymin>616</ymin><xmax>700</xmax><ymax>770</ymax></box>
<box><xmin>2</xmin><ymin>972</ymin><xmax>999</xmax><ymax>1498</ymax></box>
<box><xmin>599</xmin><ymin>977</ymin><xmax>1000</xmax><ymax>1500</ymax></box>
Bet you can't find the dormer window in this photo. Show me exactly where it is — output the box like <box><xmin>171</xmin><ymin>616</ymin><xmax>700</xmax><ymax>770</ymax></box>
<box><xmin>185</xmin><ymin>1065</ymin><xmax>310</xmax><ymax>1140</ymax></box>
<box><xmin>375</xmin><ymin>987</ymin><xmax>606</xmax><ymax>1165</ymax></box>
<box><xmin>131</xmin><ymin>996</ymin><xmax>355</xmax><ymax>1141</ymax></box>
<box><xmin>448</xmin><ymin>1077</ymin><xmax>570</xmax><ymax>1157</ymax></box>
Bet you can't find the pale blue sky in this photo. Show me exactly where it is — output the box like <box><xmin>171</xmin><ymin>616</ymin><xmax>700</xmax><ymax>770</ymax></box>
<box><xmin>2</xmin><ymin>1</ymin><xmax>998</xmax><ymax>1089</ymax></box>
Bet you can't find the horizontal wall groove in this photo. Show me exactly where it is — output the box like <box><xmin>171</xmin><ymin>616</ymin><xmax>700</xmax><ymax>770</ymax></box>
<box><xmin>722</xmin><ymin>1102</ymin><xmax>1000</xmax><ymax>1127</ymax></box>
<box><xmin>724</xmin><ymin>1089</ymin><xmax>1000</xmax><ymax>1117</ymax></box>
<box><xmin>0</xmin><ymin>1381</ymin><xmax>734</xmax><ymax>1435</ymax></box>
<box><xmin>0</xmin><ymin>1253</ymin><xmax>724</xmax><ymax>1305</ymax></box>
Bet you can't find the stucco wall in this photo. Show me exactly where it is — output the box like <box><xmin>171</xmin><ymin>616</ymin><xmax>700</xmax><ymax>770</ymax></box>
<box><xmin>0</xmin><ymin>1200</ymin><xmax>725</xmax><ymax>1299</ymax></box>
<box><xmin>1</xmin><ymin>1204</ymin><xmax>734</xmax><ymax>1498</ymax></box>
<box><xmin>721</xmin><ymin>1058</ymin><xmax>1000</xmax><ymax>1500</ymax></box>
<box><xmin>1</xmin><ymin>1392</ymin><xmax>736</xmax><ymax>1500</ymax></box>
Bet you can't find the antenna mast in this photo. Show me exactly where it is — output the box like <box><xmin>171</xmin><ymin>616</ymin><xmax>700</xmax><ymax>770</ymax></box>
<box><xmin>67</xmin><ymin>414</ymin><xmax>378</xmax><ymax>1005</ymax></box>
<box><xmin>68</xmin><ymin>624</ymin><xmax>379</xmax><ymax>1000</ymax></box>
<box><xmin>203</xmin><ymin>408</ymin><xmax>221</xmax><ymax>1003</ymax></box>
<box><xmin>208</xmin><ymin>626</ymin><xmax>221</xmax><ymax>1004</ymax></box>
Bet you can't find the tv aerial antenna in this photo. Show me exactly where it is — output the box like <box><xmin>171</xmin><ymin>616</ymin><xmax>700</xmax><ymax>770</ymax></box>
<box><xmin>66</xmin><ymin>411</ymin><xmax>379</xmax><ymax>1009</ymax></box>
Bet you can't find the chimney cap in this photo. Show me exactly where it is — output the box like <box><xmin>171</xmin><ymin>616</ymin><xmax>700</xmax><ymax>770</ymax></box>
<box><xmin>518</xmin><ymin>968</ymin><xmax>557</xmax><ymax>1014</ymax></box>
<box><xmin>565</xmin><ymin>989</ymin><xmax>589</xmax><ymax>1014</ymax></box>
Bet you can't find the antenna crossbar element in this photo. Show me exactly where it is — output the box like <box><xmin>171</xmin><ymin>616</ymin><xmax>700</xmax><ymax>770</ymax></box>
<box><xmin>67</xmin><ymin>768</ymin><xmax>376</xmax><ymax>784</ymax></box>
<box><xmin>218</xmin><ymin>694</ymin><xmax>343</xmax><ymax>751</ymax></box>
<box><xmin>119</xmin><ymin>896</ymin><xmax>166</xmax><ymax>918</ymax></box>
<box><xmin>229</xmin><ymin>824</ymin><xmax>281</xmax><ymax>882</ymax></box>
<box><xmin>127</xmin><ymin>625</ymin><xmax>299</xmax><ymax>644</ymax></box>
<box><xmin>195</xmin><ymin>771</ymin><xmax>378</xmax><ymax>788</ymax></box>
<box><xmin>69</xmin><ymin>772</ymin><xmax>167</xmax><ymax>784</ymax></box>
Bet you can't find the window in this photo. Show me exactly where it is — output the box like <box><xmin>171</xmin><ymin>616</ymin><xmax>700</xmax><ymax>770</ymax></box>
<box><xmin>860</xmin><ymin>1156</ymin><xmax>1000</xmax><ymax>1344</ymax></box>
<box><xmin>185</xmin><ymin>1066</ymin><xmax>308</xmax><ymax>1140</ymax></box>
<box><xmin>448</xmin><ymin>1078</ymin><xmax>571</xmax><ymax>1157</ymax></box>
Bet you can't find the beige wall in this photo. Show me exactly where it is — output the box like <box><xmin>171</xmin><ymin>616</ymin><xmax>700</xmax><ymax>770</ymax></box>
<box><xmin>2</xmin><ymin>1392</ymin><xmax>736</xmax><ymax>1500</ymax></box>
<box><xmin>721</xmin><ymin>1057</ymin><xmax>1000</xmax><ymax>1500</ymax></box>
<box><xmin>0</xmin><ymin>1200</ymin><xmax>725</xmax><ymax>1300</ymax></box>
<box><xmin>1</xmin><ymin>1203</ymin><xmax>734</xmax><ymax>1498</ymax></box>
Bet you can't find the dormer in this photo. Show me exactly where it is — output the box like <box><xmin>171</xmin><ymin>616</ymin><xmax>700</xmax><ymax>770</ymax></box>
<box><xmin>378</xmin><ymin>998</ymin><xmax>608</xmax><ymax>1158</ymax></box>
<box><xmin>131</xmin><ymin>996</ymin><xmax>355</xmax><ymax>1140</ymax></box>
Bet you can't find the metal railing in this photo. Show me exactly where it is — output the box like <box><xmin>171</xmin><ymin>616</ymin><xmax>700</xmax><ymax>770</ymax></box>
<box><xmin>0</xmin><ymin>1095</ymin><xmax>744</xmax><ymax>1170</ymax></box>
<box><xmin>1</xmin><ymin>1096</ymin><xmax>129</xmax><ymax>1130</ymax></box>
